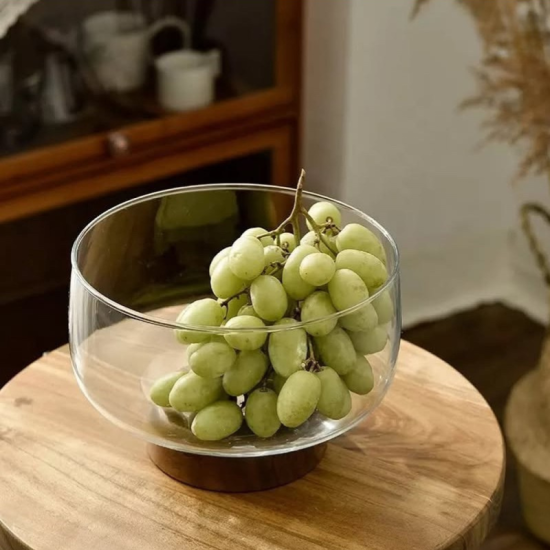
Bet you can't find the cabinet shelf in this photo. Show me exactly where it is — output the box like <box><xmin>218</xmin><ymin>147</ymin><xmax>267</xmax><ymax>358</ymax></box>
<box><xmin>0</xmin><ymin>0</ymin><xmax>303</xmax><ymax>222</ymax></box>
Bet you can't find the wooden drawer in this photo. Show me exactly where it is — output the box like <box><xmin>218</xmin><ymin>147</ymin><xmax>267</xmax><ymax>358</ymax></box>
<box><xmin>0</xmin><ymin>120</ymin><xmax>296</xmax><ymax>223</ymax></box>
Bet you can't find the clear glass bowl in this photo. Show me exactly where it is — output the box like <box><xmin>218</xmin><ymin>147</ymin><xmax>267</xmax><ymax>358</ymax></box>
<box><xmin>69</xmin><ymin>184</ymin><xmax>401</xmax><ymax>457</ymax></box>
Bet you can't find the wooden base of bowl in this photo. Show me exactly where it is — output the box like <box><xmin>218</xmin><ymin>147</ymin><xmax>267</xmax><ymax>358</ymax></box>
<box><xmin>147</xmin><ymin>442</ymin><xmax>327</xmax><ymax>492</ymax></box>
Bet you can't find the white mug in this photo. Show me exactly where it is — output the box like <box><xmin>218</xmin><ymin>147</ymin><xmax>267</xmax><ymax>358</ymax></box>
<box><xmin>155</xmin><ymin>49</ymin><xmax>221</xmax><ymax>112</ymax></box>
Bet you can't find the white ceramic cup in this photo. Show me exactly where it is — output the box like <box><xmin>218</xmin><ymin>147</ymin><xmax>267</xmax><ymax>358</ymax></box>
<box><xmin>155</xmin><ymin>49</ymin><xmax>221</xmax><ymax>112</ymax></box>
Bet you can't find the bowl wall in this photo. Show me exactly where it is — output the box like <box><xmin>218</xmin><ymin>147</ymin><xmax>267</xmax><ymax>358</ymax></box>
<box><xmin>70</xmin><ymin>184</ymin><xmax>401</xmax><ymax>457</ymax></box>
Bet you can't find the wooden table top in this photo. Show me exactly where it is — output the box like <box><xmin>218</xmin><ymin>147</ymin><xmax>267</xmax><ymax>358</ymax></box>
<box><xmin>0</xmin><ymin>341</ymin><xmax>504</xmax><ymax>550</ymax></box>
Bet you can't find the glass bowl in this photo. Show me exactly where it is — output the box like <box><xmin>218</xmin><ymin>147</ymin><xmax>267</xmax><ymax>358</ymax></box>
<box><xmin>69</xmin><ymin>184</ymin><xmax>401</xmax><ymax>458</ymax></box>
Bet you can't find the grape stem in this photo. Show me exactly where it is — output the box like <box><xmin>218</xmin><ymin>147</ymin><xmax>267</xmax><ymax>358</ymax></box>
<box><xmin>303</xmin><ymin>336</ymin><xmax>321</xmax><ymax>372</ymax></box>
<box><xmin>255</xmin><ymin>169</ymin><xmax>338</xmax><ymax>256</ymax></box>
<box><xmin>300</xmin><ymin>208</ymin><xmax>339</xmax><ymax>255</ymax></box>
<box><xmin>256</xmin><ymin>169</ymin><xmax>306</xmax><ymax>241</ymax></box>
<box><xmin>261</xmin><ymin>365</ymin><xmax>274</xmax><ymax>389</ymax></box>
<box><xmin>322</xmin><ymin>220</ymin><xmax>341</xmax><ymax>235</ymax></box>
<box><xmin>307</xmin><ymin>336</ymin><xmax>317</xmax><ymax>361</ymax></box>
<box><xmin>219</xmin><ymin>289</ymin><xmax>249</xmax><ymax>309</ymax></box>
<box><xmin>264</xmin><ymin>261</ymin><xmax>286</xmax><ymax>277</ymax></box>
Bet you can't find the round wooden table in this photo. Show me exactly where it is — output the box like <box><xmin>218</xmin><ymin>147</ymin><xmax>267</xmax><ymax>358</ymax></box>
<box><xmin>0</xmin><ymin>341</ymin><xmax>504</xmax><ymax>550</ymax></box>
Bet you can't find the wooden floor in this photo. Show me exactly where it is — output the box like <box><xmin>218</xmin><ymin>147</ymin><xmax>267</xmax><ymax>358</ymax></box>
<box><xmin>404</xmin><ymin>303</ymin><xmax>548</xmax><ymax>550</ymax></box>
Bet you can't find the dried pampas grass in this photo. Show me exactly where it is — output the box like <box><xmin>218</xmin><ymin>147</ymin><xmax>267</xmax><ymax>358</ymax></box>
<box><xmin>414</xmin><ymin>0</ymin><xmax>550</xmax><ymax>181</ymax></box>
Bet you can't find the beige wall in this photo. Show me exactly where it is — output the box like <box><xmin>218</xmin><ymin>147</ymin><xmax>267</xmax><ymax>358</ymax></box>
<box><xmin>303</xmin><ymin>0</ymin><xmax>547</xmax><ymax>326</ymax></box>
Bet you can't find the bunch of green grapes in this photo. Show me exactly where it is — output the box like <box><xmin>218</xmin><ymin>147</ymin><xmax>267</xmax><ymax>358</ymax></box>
<box><xmin>149</xmin><ymin>183</ymin><xmax>394</xmax><ymax>442</ymax></box>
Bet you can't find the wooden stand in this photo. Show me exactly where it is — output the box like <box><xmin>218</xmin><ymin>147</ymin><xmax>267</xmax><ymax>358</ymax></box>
<box><xmin>0</xmin><ymin>341</ymin><xmax>504</xmax><ymax>550</ymax></box>
<box><xmin>148</xmin><ymin>443</ymin><xmax>326</xmax><ymax>492</ymax></box>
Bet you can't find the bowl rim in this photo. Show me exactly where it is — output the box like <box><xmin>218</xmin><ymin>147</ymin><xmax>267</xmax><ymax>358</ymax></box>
<box><xmin>71</xmin><ymin>183</ymin><xmax>400</xmax><ymax>333</ymax></box>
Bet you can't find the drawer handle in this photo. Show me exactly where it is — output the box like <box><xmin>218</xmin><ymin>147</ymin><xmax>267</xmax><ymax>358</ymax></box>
<box><xmin>107</xmin><ymin>132</ymin><xmax>131</xmax><ymax>157</ymax></box>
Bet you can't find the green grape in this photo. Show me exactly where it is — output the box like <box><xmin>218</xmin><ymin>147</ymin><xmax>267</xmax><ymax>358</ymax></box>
<box><xmin>229</xmin><ymin>236</ymin><xmax>265</xmax><ymax>280</ymax></box>
<box><xmin>211</xmin><ymin>257</ymin><xmax>247</xmax><ymax>299</ymax></box>
<box><xmin>316</xmin><ymin>367</ymin><xmax>352</xmax><ymax>420</ymax></box>
<box><xmin>238</xmin><ymin>305</ymin><xmax>259</xmax><ymax>317</ymax></box>
<box><xmin>191</xmin><ymin>401</ymin><xmax>243</xmax><ymax>441</ymax></box>
<box><xmin>315</xmin><ymin>327</ymin><xmax>356</xmax><ymax>375</ymax></box>
<box><xmin>175</xmin><ymin>299</ymin><xmax>225</xmax><ymax>344</ymax></box>
<box><xmin>339</xmin><ymin>303</ymin><xmax>378</xmax><ymax>332</ymax></box>
<box><xmin>328</xmin><ymin>269</ymin><xmax>369</xmax><ymax>311</ymax></box>
<box><xmin>209</xmin><ymin>247</ymin><xmax>231</xmax><ymax>277</ymax></box>
<box><xmin>186</xmin><ymin>342</ymin><xmax>204</xmax><ymax>361</ymax></box>
<box><xmin>189</xmin><ymin>341</ymin><xmax>237</xmax><ymax>378</ymax></box>
<box><xmin>282</xmin><ymin>244</ymin><xmax>317</xmax><ymax>300</ymax></box>
<box><xmin>301</xmin><ymin>291</ymin><xmax>337</xmax><ymax>337</ymax></box>
<box><xmin>277</xmin><ymin>370</ymin><xmax>321</xmax><ymax>428</ymax></box>
<box><xmin>169</xmin><ymin>372</ymin><xmax>224</xmax><ymax>412</ymax></box>
<box><xmin>223</xmin><ymin>349</ymin><xmax>268</xmax><ymax>396</ymax></box>
<box><xmin>264</xmin><ymin>245</ymin><xmax>285</xmax><ymax>268</ymax></box>
<box><xmin>306</xmin><ymin>202</ymin><xmax>342</xmax><ymax>230</ymax></box>
<box><xmin>242</xmin><ymin>227</ymin><xmax>274</xmax><ymax>247</ymax></box>
<box><xmin>299</xmin><ymin>253</ymin><xmax>336</xmax><ymax>287</ymax></box>
<box><xmin>300</xmin><ymin>231</ymin><xmax>337</xmax><ymax>257</ymax></box>
<box><xmin>335</xmin><ymin>250</ymin><xmax>388</xmax><ymax>292</ymax></box>
<box><xmin>372</xmin><ymin>290</ymin><xmax>394</xmax><ymax>324</ymax></box>
<box><xmin>348</xmin><ymin>326</ymin><xmax>387</xmax><ymax>355</ymax></box>
<box><xmin>268</xmin><ymin>318</ymin><xmax>308</xmax><ymax>377</ymax></box>
<box><xmin>343</xmin><ymin>354</ymin><xmax>374</xmax><ymax>395</ymax></box>
<box><xmin>223</xmin><ymin>294</ymin><xmax>248</xmax><ymax>321</ymax></box>
<box><xmin>279</xmin><ymin>232</ymin><xmax>297</xmax><ymax>253</ymax></box>
<box><xmin>338</xmin><ymin>385</ymin><xmax>352</xmax><ymax>418</ymax></box>
<box><xmin>336</xmin><ymin>223</ymin><xmax>386</xmax><ymax>264</ymax></box>
<box><xmin>271</xmin><ymin>372</ymin><xmax>287</xmax><ymax>394</ymax></box>
<box><xmin>223</xmin><ymin>315</ymin><xmax>267</xmax><ymax>350</ymax></box>
<box><xmin>245</xmin><ymin>388</ymin><xmax>281</xmax><ymax>438</ymax></box>
<box><xmin>250</xmin><ymin>275</ymin><xmax>288</xmax><ymax>322</ymax></box>
<box><xmin>149</xmin><ymin>371</ymin><xmax>184</xmax><ymax>407</ymax></box>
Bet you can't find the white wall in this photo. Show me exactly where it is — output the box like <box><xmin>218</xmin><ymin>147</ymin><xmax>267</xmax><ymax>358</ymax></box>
<box><xmin>303</xmin><ymin>0</ymin><xmax>546</xmax><ymax>327</ymax></box>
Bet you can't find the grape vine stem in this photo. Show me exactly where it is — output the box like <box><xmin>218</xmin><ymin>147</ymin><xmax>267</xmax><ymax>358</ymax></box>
<box><xmin>257</xmin><ymin>169</ymin><xmax>306</xmax><ymax>241</ymax></box>
<box><xmin>301</xmin><ymin>208</ymin><xmax>339</xmax><ymax>255</ymax></box>
<box><xmin>307</xmin><ymin>336</ymin><xmax>317</xmax><ymax>362</ymax></box>
<box><xmin>256</xmin><ymin>169</ymin><xmax>339</xmax><ymax>256</ymax></box>
<box><xmin>303</xmin><ymin>336</ymin><xmax>321</xmax><ymax>372</ymax></box>
<box><xmin>264</xmin><ymin>261</ymin><xmax>286</xmax><ymax>277</ymax></box>
<box><xmin>219</xmin><ymin>289</ymin><xmax>249</xmax><ymax>309</ymax></box>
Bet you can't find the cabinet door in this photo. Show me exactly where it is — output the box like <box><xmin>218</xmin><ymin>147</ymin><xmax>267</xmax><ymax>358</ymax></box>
<box><xmin>0</xmin><ymin>128</ymin><xmax>295</xmax><ymax>384</ymax></box>
<box><xmin>0</xmin><ymin>0</ymin><xmax>302</xmax><ymax>218</ymax></box>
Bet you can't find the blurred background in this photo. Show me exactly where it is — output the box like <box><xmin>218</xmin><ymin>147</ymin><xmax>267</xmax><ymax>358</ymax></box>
<box><xmin>0</xmin><ymin>1</ymin><xmax>548</xmax><ymax>549</ymax></box>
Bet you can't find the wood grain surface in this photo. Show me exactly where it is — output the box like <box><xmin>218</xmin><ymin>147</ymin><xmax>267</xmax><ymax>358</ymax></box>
<box><xmin>0</xmin><ymin>342</ymin><xmax>504</xmax><ymax>550</ymax></box>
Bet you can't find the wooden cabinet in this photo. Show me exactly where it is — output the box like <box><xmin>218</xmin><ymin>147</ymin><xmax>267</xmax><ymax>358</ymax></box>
<box><xmin>0</xmin><ymin>0</ymin><xmax>303</xmax><ymax>223</ymax></box>
<box><xmin>0</xmin><ymin>0</ymin><xmax>303</xmax><ymax>383</ymax></box>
